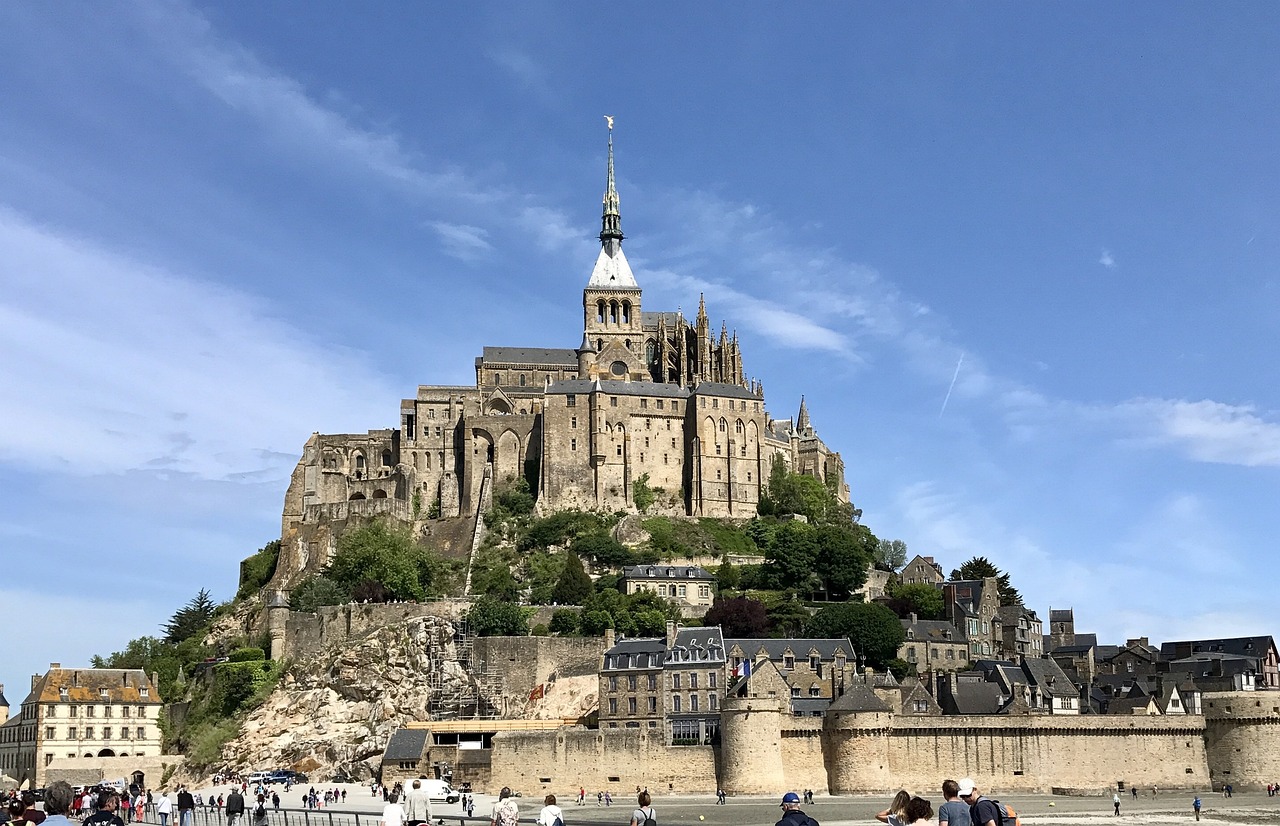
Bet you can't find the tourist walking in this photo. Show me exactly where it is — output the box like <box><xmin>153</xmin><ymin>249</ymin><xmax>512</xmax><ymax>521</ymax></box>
<box><xmin>379</xmin><ymin>793</ymin><xmax>405</xmax><ymax>826</ymax></box>
<box><xmin>404</xmin><ymin>780</ymin><xmax>432</xmax><ymax>826</ymax></box>
<box><xmin>1114</xmin><ymin>793</ymin><xmax>1121</xmax><ymax>816</ymax></box>
<box><xmin>157</xmin><ymin>793</ymin><xmax>173</xmax><ymax>826</ymax></box>
<box><xmin>958</xmin><ymin>779</ymin><xmax>1000</xmax><ymax>826</ymax></box>
<box><xmin>1193</xmin><ymin>796</ymin><xmax>1201</xmax><ymax>822</ymax></box>
<box><xmin>226</xmin><ymin>788</ymin><xmax>245</xmax><ymax>826</ymax></box>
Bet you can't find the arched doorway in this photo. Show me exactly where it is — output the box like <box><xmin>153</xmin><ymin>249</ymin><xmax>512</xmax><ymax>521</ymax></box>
<box><xmin>372</xmin><ymin>489</ymin><xmax>388</xmax><ymax>499</ymax></box>
<box><xmin>97</xmin><ymin>748</ymin><xmax>116</xmax><ymax>757</ymax></box>
<box><xmin>349</xmin><ymin>492</ymin><xmax>366</xmax><ymax>501</ymax></box>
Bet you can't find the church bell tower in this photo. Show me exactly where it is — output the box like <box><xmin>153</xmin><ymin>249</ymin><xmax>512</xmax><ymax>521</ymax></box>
<box><xmin>582</xmin><ymin>119</ymin><xmax>646</xmax><ymax>381</ymax></box>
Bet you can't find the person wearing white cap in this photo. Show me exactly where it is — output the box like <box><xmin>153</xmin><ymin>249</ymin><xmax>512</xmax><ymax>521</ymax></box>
<box><xmin>958</xmin><ymin>780</ymin><xmax>998</xmax><ymax>826</ymax></box>
<box><xmin>776</xmin><ymin>792</ymin><xmax>819</xmax><ymax>826</ymax></box>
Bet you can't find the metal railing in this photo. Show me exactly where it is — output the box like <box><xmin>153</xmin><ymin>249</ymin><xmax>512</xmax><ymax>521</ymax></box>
<box><xmin>132</xmin><ymin>812</ymin><xmax>621</xmax><ymax>826</ymax></box>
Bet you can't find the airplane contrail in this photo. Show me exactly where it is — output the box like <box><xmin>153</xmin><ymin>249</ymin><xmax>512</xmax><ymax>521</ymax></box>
<box><xmin>939</xmin><ymin>353</ymin><xmax>964</xmax><ymax>418</ymax></box>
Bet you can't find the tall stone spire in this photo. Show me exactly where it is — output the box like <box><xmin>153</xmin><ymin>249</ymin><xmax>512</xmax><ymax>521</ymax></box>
<box><xmin>600</xmin><ymin>119</ymin><xmax>623</xmax><ymax>250</ymax></box>
<box><xmin>797</xmin><ymin>396</ymin><xmax>811</xmax><ymax>434</ymax></box>
<box><xmin>587</xmin><ymin>118</ymin><xmax>637</xmax><ymax>289</ymax></box>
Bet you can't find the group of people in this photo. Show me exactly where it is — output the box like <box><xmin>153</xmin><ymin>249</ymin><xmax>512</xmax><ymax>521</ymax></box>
<box><xmin>857</xmin><ymin>779</ymin><xmax>1009</xmax><ymax>826</ymax></box>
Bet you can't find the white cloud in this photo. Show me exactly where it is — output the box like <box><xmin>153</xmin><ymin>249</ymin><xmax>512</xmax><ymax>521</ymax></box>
<box><xmin>0</xmin><ymin>207</ymin><xmax>397</xmax><ymax>480</ymax></box>
<box><xmin>488</xmin><ymin>48</ymin><xmax>555</xmax><ymax>101</ymax></box>
<box><xmin>1119</xmin><ymin>398</ymin><xmax>1280</xmax><ymax>467</ymax></box>
<box><xmin>430</xmin><ymin>221</ymin><xmax>493</xmax><ymax>262</ymax></box>
<box><xmin>1099</xmin><ymin>248</ymin><xmax>1116</xmax><ymax>269</ymax></box>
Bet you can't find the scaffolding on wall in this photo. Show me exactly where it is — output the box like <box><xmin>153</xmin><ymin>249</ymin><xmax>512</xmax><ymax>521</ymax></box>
<box><xmin>428</xmin><ymin>617</ymin><xmax>503</xmax><ymax>720</ymax></box>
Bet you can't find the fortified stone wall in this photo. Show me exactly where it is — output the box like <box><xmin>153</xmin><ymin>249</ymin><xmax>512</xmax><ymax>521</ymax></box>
<box><xmin>824</xmin><ymin>713</ymin><xmax>1209</xmax><ymax>794</ymax></box>
<box><xmin>282</xmin><ymin>600</ymin><xmax>470</xmax><ymax>661</ymax></box>
<box><xmin>44</xmin><ymin>754</ymin><xmax>185</xmax><ymax>788</ymax></box>
<box><xmin>1203</xmin><ymin>690</ymin><xmax>1280</xmax><ymax>789</ymax></box>
<box><xmin>489</xmin><ymin>727</ymin><xmax>716</xmax><ymax>795</ymax></box>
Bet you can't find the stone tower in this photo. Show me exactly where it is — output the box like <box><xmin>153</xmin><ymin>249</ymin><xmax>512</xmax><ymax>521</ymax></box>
<box><xmin>718</xmin><ymin>692</ymin><xmax>786</xmax><ymax>793</ymax></box>
<box><xmin>581</xmin><ymin>125</ymin><xmax>646</xmax><ymax>382</ymax></box>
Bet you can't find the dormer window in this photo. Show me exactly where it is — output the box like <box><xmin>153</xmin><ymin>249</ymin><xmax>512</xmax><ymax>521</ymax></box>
<box><xmin>140</xmin><ymin>688</ymin><xmax>149</xmax><ymax>698</ymax></box>
<box><xmin>100</xmin><ymin>688</ymin><xmax>109</xmax><ymax>699</ymax></box>
<box><xmin>59</xmin><ymin>687</ymin><xmax>69</xmax><ymax>700</ymax></box>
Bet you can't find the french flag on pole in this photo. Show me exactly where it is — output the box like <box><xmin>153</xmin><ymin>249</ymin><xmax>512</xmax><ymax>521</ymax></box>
<box><xmin>733</xmin><ymin>660</ymin><xmax>752</xmax><ymax>680</ymax></box>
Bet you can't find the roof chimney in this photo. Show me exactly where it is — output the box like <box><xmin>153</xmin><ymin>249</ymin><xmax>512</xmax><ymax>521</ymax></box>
<box><xmin>666</xmin><ymin>620</ymin><xmax>678</xmax><ymax>648</ymax></box>
<box><xmin>604</xmin><ymin>628</ymin><xmax>616</xmax><ymax>650</ymax></box>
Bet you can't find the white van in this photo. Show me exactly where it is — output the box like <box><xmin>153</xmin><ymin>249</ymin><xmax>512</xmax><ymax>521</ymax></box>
<box><xmin>415</xmin><ymin>779</ymin><xmax>459</xmax><ymax>804</ymax></box>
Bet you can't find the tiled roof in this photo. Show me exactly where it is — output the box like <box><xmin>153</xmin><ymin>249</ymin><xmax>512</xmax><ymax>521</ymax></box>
<box><xmin>948</xmin><ymin>680</ymin><xmax>1007</xmax><ymax>714</ymax></box>
<box><xmin>481</xmin><ymin>347</ymin><xmax>579</xmax><ymax>367</ymax></box>
<box><xmin>25</xmin><ymin>668</ymin><xmax>162</xmax><ymax>705</ymax></box>
<box><xmin>383</xmin><ymin>728</ymin><xmax>428</xmax><ymax>761</ymax></box>
<box><xmin>602</xmin><ymin>638</ymin><xmax>667</xmax><ymax>671</ymax></box>
<box><xmin>669</xmin><ymin>627</ymin><xmax>726</xmax><ymax>664</ymax></box>
<box><xmin>689</xmin><ymin>382</ymin><xmax>760</xmax><ymax>400</ymax></box>
<box><xmin>902</xmin><ymin>618</ymin><xmax>966</xmax><ymax>643</ymax></box>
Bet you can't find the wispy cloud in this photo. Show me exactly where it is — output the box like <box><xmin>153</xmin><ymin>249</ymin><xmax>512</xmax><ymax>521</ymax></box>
<box><xmin>1099</xmin><ymin>248</ymin><xmax>1117</xmax><ymax>269</ymax></box>
<box><xmin>488</xmin><ymin>48</ymin><xmax>555</xmax><ymax>101</ymax></box>
<box><xmin>1118</xmin><ymin>398</ymin><xmax>1280</xmax><ymax>467</ymax></box>
<box><xmin>0</xmin><ymin>207</ymin><xmax>396</xmax><ymax>480</ymax></box>
<box><xmin>430</xmin><ymin>221</ymin><xmax>493</xmax><ymax>262</ymax></box>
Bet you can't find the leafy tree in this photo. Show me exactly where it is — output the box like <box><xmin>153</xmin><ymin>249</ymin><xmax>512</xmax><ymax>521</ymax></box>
<box><xmin>237</xmin><ymin>540</ymin><xmax>281</xmax><ymax>600</ymax></box>
<box><xmin>163</xmin><ymin>589</ymin><xmax>217</xmax><ymax>643</ymax></box>
<box><xmin>813</xmin><ymin>523</ymin><xmax>873</xmax><ymax>599</ymax></box>
<box><xmin>519</xmin><ymin>511</ymin><xmax>610</xmax><ymax>552</ymax></box>
<box><xmin>763</xmin><ymin>520</ymin><xmax>820</xmax><ymax>591</ymax></box>
<box><xmin>549</xmin><ymin>609</ymin><xmax>581</xmax><ymax>635</ymax></box>
<box><xmin>805</xmin><ymin>602</ymin><xmax>905</xmax><ymax>668</ymax></box>
<box><xmin>289</xmin><ymin>575</ymin><xmax>349</xmax><ymax>611</ymax></box>
<box><xmin>885</xmin><ymin>582</ymin><xmax>947</xmax><ymax>620</ymax></box>
<box><xmin>570</xmin><ymin>534</ymin><xmax>634</xmax><ymax>567</ymax></box>
<box><xmin>703</xmin><ymin>596</ymin><xmax>769</xmax><ymax>637</ymax></box>
<box><xmin>874</xmin><ymin>539</ymin><xmax>908</xmax><ymax>572</ymax></box>
<box><xmin>493</xmin><ymin>478</ymin><xmax>535</xmax><ymax>516</ymax></box>
<box><xmin>715</xmin><ymin>559</ymin><xmax>741</xmax><ymax>591</ymax></box>
<box><xmin>765</xmin><ymin>600</ymin><xmax>812</xmax><ymax>638</ymax></box>
<box><xmin>467</xmin><ymin>597</ymin><xmax>529</xmax><ymax>636</ymax></box>
<box><xmin>632</xmin><ymin>473</ymin><xmax>656</xmax><ymax>514</ymax></box>
<box><xmin>327</xmin><ymin>519</ymin><xmax>433</xmax><ymax>600</ymax></box>
<box><xmin>950</xmin><ymin>556</ymin><xmax>1023</xmax><ymax>607</ymax></box>
<box><xmin>580</xmin><ymin>609</ymin><xmax>613</xmax><ymax>636</ymax></box>
<box><xmin>471</xmin><ymin>563</ymin><xmax>519</xmax><ymax>602</ymax></box>
<box><xmin>552</xmin><ymin>553</ymin><xmax>593</xmax><ymax>605</ymax></box>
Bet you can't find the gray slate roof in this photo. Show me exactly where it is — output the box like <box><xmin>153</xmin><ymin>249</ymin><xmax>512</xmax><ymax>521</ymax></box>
<box><xmin>602</xmin><ymin>638</ymin><xmax>668</xmax><ymax>671</ymax></box>
<box><xmin>827</xmin><ymin>684</ymin><xmax>891</xmax><ymax>713</ymax></box>
<box><xmin>902</xmin><ymin>618</ymin><xmax>966</xmax><ymax>643</ymax></box>
<box><xmin>669</xmin><ymin>626</ymin><xmax>726</xmax><ymax>664</ymax></box>
<box><xmin>690</xmin><ymin>382</ymin><xmax>761</xmax><ymax>400</ymax></box>
<box><xmin>547</xmin><ymin>379</ymin><xmax>690</xmax><ymax>398</ymax></box>
<box><xmin>726</xmin><ymin>638</ymin><xmax>856</xmax><ymax>661</ymax></box>
<box><xmin>623</xmin><ymin>565</ymin><xmax>715</xmax><ymax>581</ymax></box>
<box><xmin>947</xmin><ymin>679</ymin><xmax>1008</xmax><ymax>714</ymax></box>
<box><xmin>383</xmin><ymin>728</ymin><xmax>428</xmax><ymax>762</ymax></box>
<box><xmin>481</xmin><ymin>347</ymin><xmax>579</xmax><ymax>367</ymax></box>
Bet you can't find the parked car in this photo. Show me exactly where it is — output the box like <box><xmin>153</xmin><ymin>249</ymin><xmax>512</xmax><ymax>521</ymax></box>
<box><xmin>246</xmin><ymin>771</ymin><xmax>272</xmax><ymax>784</ymax></box>
<box><xmin>266</xmin><ymin>771</ymin><xmax>304</xmax><ymax>785</ymax></box>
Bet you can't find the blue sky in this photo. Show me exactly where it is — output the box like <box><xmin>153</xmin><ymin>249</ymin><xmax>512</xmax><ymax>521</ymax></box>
<box><xmin>2</xmin><ymin>3</ymin><xmax>1278</xmax><ymax>707</ymax></box>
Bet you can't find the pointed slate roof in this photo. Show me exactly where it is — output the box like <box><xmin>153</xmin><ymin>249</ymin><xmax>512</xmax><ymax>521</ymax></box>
<box><xmin>588</xmin><ymin>126</ymin><xmax>637</xmax><ymax>290</ymax></box>
<box><xmin>828</xmin><ymin>683</ymin><xmax>891</xmax><ymax>713</ymax></box>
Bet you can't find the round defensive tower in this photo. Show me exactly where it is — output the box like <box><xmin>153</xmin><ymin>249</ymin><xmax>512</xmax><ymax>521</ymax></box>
<box><xmin>824</xmin><ymin>707</ymin><xmax>894</xmax><ymax>793</ymax></box>
<box><xmin>1204</xmin><ymin>691</ymin><xmax>1280</xmax><ymax>790</ymax></box>
<box><xmin>719</xmin><ymin>692</ymin><xmax>786</xmax><ymax>793</ymax></box>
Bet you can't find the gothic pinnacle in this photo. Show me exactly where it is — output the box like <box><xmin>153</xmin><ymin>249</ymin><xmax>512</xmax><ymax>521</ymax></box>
<box><xmin>600</xmin><ymin>117</ymin><xmax>623</xmax><ymax>249</ymax></box>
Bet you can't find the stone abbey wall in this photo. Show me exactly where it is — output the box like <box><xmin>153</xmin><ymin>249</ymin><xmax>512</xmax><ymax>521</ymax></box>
<box><xmin>475</xmin><ymin>636</ymin><xmax>607</xmax><ymax>702</ymax></box>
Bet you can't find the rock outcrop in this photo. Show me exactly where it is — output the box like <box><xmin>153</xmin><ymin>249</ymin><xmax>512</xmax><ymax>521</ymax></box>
<box><xmin>214</xmin><ymin>615</ymin><xmax>491</xmax><ymax>781</ymax></box>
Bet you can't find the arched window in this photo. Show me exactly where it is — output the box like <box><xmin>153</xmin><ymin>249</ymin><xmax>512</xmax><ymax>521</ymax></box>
<box><xmin>349</xmin><ymin>492</ymin><xmax>366</xmax><ymax>501</ymax></box>
<box><xmin>597</xmin><ymin>300</ymin><xmax>606</xmax><ymax>323</ymax></box>
<box><xmin>646</xmin><ymin>340</ymin><xmax>657</xmax><ymax>364</ymax></box>
<box><xmin>610</xmin><ymin>300</ymin><xmax>619</xmax><ymax>324</ymax></box>
<box><xmin>719</xmin><ymin>418</ymin><xmax>727</xmax><ymax>432</ymax></box>
<box><xmin>372</xmin><ymin>489</ymin><xmax>388</xmax><ymax>499</ymax></box>
<box><xmin>519</xmin><ymin>374</ymin><xmax>526</xmax><ymax>387</ymax></box>
<box><xmin>621</xmin><ymin>300</ymin><xmax>631</xmax><ymax>323</ymax></box>
<box><xmin>354</xmin><ymin>454</ymin><xmax>366</xmax><ymax>470</ymax></box>
<box><xmin>381</xmin><ymin>449</ymin><xmax>393</xmax><ymax>467</ymax></box>
<box><xmin>735</xmin><ymin>419</ymin><xmax>744</xmax><ymax>434</ymax></box>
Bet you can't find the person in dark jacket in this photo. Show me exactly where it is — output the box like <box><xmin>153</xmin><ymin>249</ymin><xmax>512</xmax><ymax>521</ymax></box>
<box><xmin>83</xmin><ymin>791</ymin><xmax>125</xmax><ymax>826</ymax></box>
<box><xmin>776</xmin><ymin>793</ymin><xmax>819</xmax><ymax>826</ymax></box>
<box><xmin>226</xmin><ymin>789</ymin><xmax>247</xmax><ymax>826</ymax></box>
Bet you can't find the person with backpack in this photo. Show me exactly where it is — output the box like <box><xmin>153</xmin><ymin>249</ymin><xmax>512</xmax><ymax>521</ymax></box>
<box><xmin>538</xmin><ymin>795</ymin><xmax>564</xmax><ymax>826</ymax></box>
<box><xmin>776</xmin><ymin>792</ymin><xmax>819</xmax><ymax>826</ymax></box>
<box><xmin>491</xmin><ymin>788</ymin><xmax>519</xmax><ymax>826</ymax></box>
<box><xmin>630</xmin><ymin>792</ymin><xmax>656</xmax><ymax>826</ymax></box>
<box><xmin>252</xmin><ymin>795</ymin><xmax>270</xmax><ymax>826</ymax></box>
<box><xmin>959</xmin><ymin>779</ymin><xmax>1001</xmax><ymax>826</ymax></box>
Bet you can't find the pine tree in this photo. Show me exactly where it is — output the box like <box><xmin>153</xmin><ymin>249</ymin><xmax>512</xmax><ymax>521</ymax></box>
<box><xmin>551</xmin><ymin>552</ymin><xmax>593</xmax><ymax>605</ymax></box>
<box><xmin>162</xmin><ymin>588</ymin><xmax>216</xmax><ymax>643</ymax></box>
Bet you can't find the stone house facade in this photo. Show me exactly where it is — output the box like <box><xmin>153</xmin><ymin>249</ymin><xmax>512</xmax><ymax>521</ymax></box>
<box><xmin>620</xmin><ymin>565</ymin><xmax>715</xmax><ymax>609</ymax></box>
<box><xmin>0</xmin><ymin>665</ymin><xmax>164</xmax><ymax>788</ymax></box>
<box><xmin>994</xmin><ymin>605</ymin><xmax>1043</xmax><ymax>661</ymax></box>
<box><xmin>275</xmin><ymin>130</ymin><xmax>848</xmax><ymax>586</ymax></box>
<box><xmin>898</xmin><ymin>614</ymin><xmax>969</xmax><ymax>672</ymax></box>
<box><xmin>899</xmin><ymin>555</ymin><xmax>944</xmax><ymax>586</ymax></box>
<box><xmin>944</xmin><ymin>577</ymin><xmax>1001</xmax><ymax>660</ymax></box>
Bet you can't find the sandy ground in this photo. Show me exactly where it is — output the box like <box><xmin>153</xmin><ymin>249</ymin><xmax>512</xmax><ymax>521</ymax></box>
<box><xmin>178</xmin><ymin>782</ymin><xmax>1280</xmax><ymax>826</ymax></box>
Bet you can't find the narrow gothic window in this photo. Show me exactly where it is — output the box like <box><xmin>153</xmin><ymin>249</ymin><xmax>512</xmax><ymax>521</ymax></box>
<box><xmin>567</xmin><ymin>394</ymin><xmax>576</xmax><ymax>407</ymax></box>
<box><xmin>571</xmin><ymin>439</ymin><xmax>577</xmax><ymax>451</ymax></box>
<box><xmin>520</xmin><ymin>374</ymin><xmax>526</xmax><ymax>386</ymax></box>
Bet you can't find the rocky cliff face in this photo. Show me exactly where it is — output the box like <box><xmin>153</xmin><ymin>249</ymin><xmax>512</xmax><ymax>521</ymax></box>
<box><xmin>215</xmin><ymin>615</ymin><xmax>488</xmax><ymax>781</ymax></box>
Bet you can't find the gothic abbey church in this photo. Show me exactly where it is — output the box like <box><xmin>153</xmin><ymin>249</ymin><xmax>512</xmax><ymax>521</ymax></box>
<box><xmin>279</xmin><ymin>133</ymin><xmax>848</xmax><ymax>574</ymax></box>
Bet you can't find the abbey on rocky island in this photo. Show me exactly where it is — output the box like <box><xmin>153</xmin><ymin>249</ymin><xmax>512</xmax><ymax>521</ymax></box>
<box><xmin>278</xmin><ymin>130</ymin><xmax>847</xmax><ymax>574</ymax></box>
